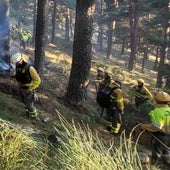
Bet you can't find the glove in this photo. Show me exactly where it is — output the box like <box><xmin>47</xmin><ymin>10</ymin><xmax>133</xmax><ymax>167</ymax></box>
<box><xmin>33</xmin><ymin>93</ymin><xmax>38</xmax><ymax>102</ymax></box>
<box><xmin>121</xmin><ymin>111</ymin><xmax>124</xmax><ymax>115</ymax></box>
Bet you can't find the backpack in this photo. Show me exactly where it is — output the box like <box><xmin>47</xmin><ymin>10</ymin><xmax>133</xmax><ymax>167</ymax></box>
<box><xmin>15</xmin><ymin>62</ymin><xmax>33</xmax><ymax>84</ymax></box>
<box><xmin>97</xmin><ymin>85</ymin><xmax>117</xmax><ymax>108</ymax></box>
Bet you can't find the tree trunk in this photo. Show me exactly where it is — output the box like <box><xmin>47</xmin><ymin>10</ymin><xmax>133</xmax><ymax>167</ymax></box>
<box><xmin>98</xmin><ymin>26</ymin><xmax>103</xmax><ymax>51</ymax></box>
<box><xmin>34</xmin><ymin>0</ymin><xmax>48</xmax><ymax>78</ymax></box>
<box><xmin>65</xmin><ymin>8</ymin><xmax>70</xmax><ymax>43</ymax></box>
<box><xmin>106</xmin><ymin>22</ymin><xmax>114</xmax><ymax>59</ymax></box>
<box><xmin>141</xmin><ymin>47</ymin><xmax>148</xmax><ymax>73</ymax></box>
<box><xmin>121</xmin><ymin>37</ymin><xmax>125</xmax><ymax>55</ymax></box>
<box><xmin>156</xmin><ymin>45</ymin><xmax>166</xmax><ymax>87</ymax></box>
<box><xmin>69</xmin><ymin>11</ymin><xmax>74</xmax><ymax>38</ymax></box>
<box><xmin>32</xmin><ymin>0</ymin><xmax>37</xmax><ymax>45</ymax></box>
<box><xmin>128</xmin><ymin>0</ymin><xmax>139</xmax><ymax>71</ymax></box>
<box><xmin>98</xmin><ymin>0</ymin><xmax>104</xmax><ymax>51</ymax></box>
<box><xmin>51</xmin><ymin>0</ymin><xmax>56</xmax><ymax>43</ymax></box>
<box><xmin>156</xmin><ymin>4</ymin><xmax>169</xmax><ymax>88</ymax></box>
<box><xmin>65</xmin><ymin>0</ymin><xmax>95</xmax><ymax>106</ymax></box>
<box><xmin>153</xmin><ymin>46</ymin><xmax>159</xmax><ymax>70</ymax></box>
<box><xmin>105</xmin><ymin>0</ymin><xmax>118</xmax><ymax>59</ymax></box>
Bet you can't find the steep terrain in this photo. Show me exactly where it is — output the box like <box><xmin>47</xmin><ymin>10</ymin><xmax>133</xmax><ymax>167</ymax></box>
<box><xmin>0</xmin><ymin>41</ymin><xmax>169</xmax><ymax>169</ymax></box>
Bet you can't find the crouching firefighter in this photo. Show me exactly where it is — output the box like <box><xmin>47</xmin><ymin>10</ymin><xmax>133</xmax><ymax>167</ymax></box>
<box><xmin>139</xmin><ymin>91</ymin><xmax>170</xmax><ymax>165</ymax></box>
<box><xmin>11</xmin><ymin>53</ymin><xmax>41</xmax><ymax>119</ymax></box>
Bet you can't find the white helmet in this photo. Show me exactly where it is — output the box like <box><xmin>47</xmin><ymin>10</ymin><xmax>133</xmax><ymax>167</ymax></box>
<box><xmin>11</xmin><ymin>53</ymin><xmax>22</xmax><ymax>63</ymax></box>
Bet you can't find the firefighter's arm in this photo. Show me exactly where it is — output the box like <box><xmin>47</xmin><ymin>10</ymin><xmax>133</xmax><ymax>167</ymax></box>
<box><xmin>145</xmin><ymin>87</ymin><xmax>153</xmax><ymax>100</ymax></box>
<box><xmin>25</xmin><ymin>66</ymin><xmax>41</xmax><ymax>91</ymax></box>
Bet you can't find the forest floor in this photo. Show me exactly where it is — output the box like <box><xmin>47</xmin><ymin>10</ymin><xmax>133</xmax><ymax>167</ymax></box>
<box><xmin>0</xmin><ymin>39</ymin><xmax>169</xmax><ymax>169</ymax></box>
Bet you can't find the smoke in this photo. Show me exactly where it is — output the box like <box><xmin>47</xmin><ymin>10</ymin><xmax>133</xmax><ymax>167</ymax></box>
<box><xmin>0</xmin><ymin>60</ymin><xmax>10</xmax><ymax>70</ymax></box>
<box><xmin>0</xmin><ymin>0</ymin><xmax>10</xmax><ymax>73</ymax></box>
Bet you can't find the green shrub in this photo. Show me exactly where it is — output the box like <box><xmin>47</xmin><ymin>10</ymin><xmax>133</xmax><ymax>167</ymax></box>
<box><xmin>54</xmin><ymin>114</ymin><xmax>144</xmax><ymax>170</ymax></box>
<box><xmin>0</xmin><ymin>119</ymin><xmax>49</xmax><ymax>170</ymax></box>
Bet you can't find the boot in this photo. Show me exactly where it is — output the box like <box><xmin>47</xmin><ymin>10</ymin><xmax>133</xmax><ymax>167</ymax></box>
<box><xmin>110</xmin><ymin>123</ymin><xmax>121</xmax><ymax>134</ymax></box>
<box><xmin>28</xmin><ymin>109</ymin><xmax>38</xmax><ymax>119</ymax></box>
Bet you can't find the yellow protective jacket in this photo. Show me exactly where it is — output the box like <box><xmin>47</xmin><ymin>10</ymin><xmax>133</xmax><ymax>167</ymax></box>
<box><xmin>21</xmin><ymin>32</ymin><xmax>32</xmax><ymax>42</ymax></box>
<box><xmin>25</xmin><ymin>66</ymin><xmax>41</xmax><ymax>91</ymax></box>
<box><xmin>149</xmin><ymin>104</ymin><xmax>170</xmax><ymax>133</ymax></box>
<box><xmin>16</xmin><ymin>63</ymin><xmax>41</xmax><ymax>91</ymax></box>
<box><xmin>107</xmin><ymin>81</ymin><xmax>124</xmax><ymax>112</ymax></box>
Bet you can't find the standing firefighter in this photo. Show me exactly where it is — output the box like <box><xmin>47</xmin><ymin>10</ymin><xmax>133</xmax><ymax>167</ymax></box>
<box><xmin>11</xmin><ymin>53</ymin><xmax>41</xmax><ymax>119</ymax></box>
<box><xmin>107</xmin><ymin>74</ymin><xmax>124</xmax><ymax>134</ymax></box>
<box><xmin>20</xmin><ymin>30</ymin><xmax>32</xmax><ymax>50</ymax></box>
<box><xmin>140</xmin><ymin>91</ymin><xmax>170</xmax><ymax>165</ymax></box>
<box><xmin>132</xmin><ymin>79</ymin><xmax>153</xmax><ymax>110</ymax></box>
<box><xmin>96</xmin><ymin>70</ymin><xmax>124</xmax><ymax>134</ymax></box>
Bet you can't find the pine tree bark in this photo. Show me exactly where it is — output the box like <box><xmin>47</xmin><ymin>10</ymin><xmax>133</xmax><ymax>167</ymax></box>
<box><xmin>128</xmin><ymin>0</ymin><xmax>139</xmax><ymax>71</ymax></box>
<box><xmin>32</xmin><ymin>0</ymin><xmax>37</xmax><ymax>45</ymax></box>
<box><xmin>65</xmin><ymin>0</ymin><xmax>95</xmax><ymax>106</ymax></box>
<box><xmin>51</xmin><ymin>0</ymin><xmax>56</xmax><ymax>43</ymax></box>
<box><xmin>34</xmin><ymin>0</ymin><xmax>48</xmax><ymax>77</ymax></box>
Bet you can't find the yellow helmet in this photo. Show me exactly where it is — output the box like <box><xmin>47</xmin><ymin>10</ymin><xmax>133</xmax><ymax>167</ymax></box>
<box><xmin>21</xmin><ymin>53</ymin><xmax>29</xmax><ymax>63</ymax></box>
<box><xmin>11</xmin><ymin>53</ymin><xmax>29</xmax><ymax>63</ymax></box>
<box><xmin>154</xmin><ymin>91</ymin><xmax>170</xmax><ymax>102</ymax></box>
<box><xmin>137</xmin><ymin>78</ymin><xmax>144</xmax><ymax>84</ymax></box>
<box><xmin>114</xmin><ymin>74</ymin><xmax>124</xmax><ymax>82</ymax></box>
<box><xmin>97</xmin><ymin>67</ymin><xmax>104</xmax><ymax>72</ymax></box>
<box><xmin>105</xmin><ymin>70</ymin><xmax>113</xmax><ymax>78</ymax></box>
<box><xmin>11</xmin><ymin>53</ymin><xmax>22</xmax><ymax>63</ymax></box>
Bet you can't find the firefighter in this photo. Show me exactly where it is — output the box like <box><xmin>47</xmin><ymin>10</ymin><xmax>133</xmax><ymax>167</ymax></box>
<box><xmin>11</xmin><ymin>53</ymin><xmax>41</xmax><ymax>119</ymax></box>
<box><xmin>107</xmin><ymin>74</ymin><xmax>124</xmax><ymax>134</ymax></box>
<box><xmin>132</xmin><ymin>79</ymin><xmax>153</xmax><ymax>110</ymax></box>
<box><xmin>95</xmin><ymin>70</ymin><xmax>113</xmax><ymax>92</ymax></box>
<box><xmin>141</xmin><ymin>91</ymin><xmax>170</xmax><ymax>165</ymax></box>
<box><xmin>20</xmin><ymin>30</ymin><xmax>32</xmax><ymax>50</ymax></box>
<box><xmin>95</xmin><ymin>70</ymin><xmax>114</xmax><ymax>118</ymax></box>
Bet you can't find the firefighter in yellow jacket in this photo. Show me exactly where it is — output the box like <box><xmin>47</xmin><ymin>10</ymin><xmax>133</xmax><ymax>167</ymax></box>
<box><xmin>95</xmin><ymin>70</ymin><xmax>124</xmax><ymax>134</ymax></box>
<box><xmin>11</xmin><ymin>53</ymin><xmax>41</xmax><ymax>119</ymax></box>
<box><xmin>141</xmin><ymin>91</ymin><xmax>170</xmax><ymax>165</ymax></box>
<box><xmin>107</xmin><ymin>74</ymin><xmax>124</xmax><ymax>134</ymax></box>
<box><xmin>132</xmin><ymin>79</ymin><xmax>153</xmax><ymax>109</ymax></box>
